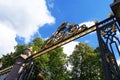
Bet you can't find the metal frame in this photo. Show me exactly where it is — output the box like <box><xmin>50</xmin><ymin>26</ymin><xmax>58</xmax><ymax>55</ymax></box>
<box><xmin>96</xmin><ymin>16</ymin><xmax>120</xmax><ymax>80</ymax></box>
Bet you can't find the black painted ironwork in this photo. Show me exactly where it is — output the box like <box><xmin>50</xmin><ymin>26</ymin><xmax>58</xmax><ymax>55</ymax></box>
<box><xmin>17</xmin><ymin>61</ymin><xmax>44</xmax><ymax>80</ymax></box>
<box><xmin>0</xmin><ymin>73</ymin><xmax>8</xmax><ymax>80</ymax></box>
<box><xmin>18</xmin><ymin>61</ymin><xmax>34</xmax><ymax>80</ymax></box>
<box><xmin>111</xmin><ymin>0</ymin><xmax>120</xmax><ymax>25</ymax></box>
<box><xmin>96</xmin><ymin>16</ymin><xmax>120</xmax><ymax>80</ymax></box>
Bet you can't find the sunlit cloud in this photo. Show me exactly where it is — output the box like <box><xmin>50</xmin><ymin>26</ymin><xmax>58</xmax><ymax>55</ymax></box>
<box><xmin>62</xmin><ymin>41</ymin><xmax>79</xmax><ymax>56</ymax></box>
<box><xmin>0</xmin><ymin>22</ymin><xmax>17</xmax><ymax>57</ymax></box>
<box><xmin>79</xmin><ymin>21</ymin><xmax>95</xmax><ymax>28</ymax></box>
<box><xmin>79</xmin><ymin>21</ymin><xmax>95</xmax><ymax>35</ymax></box>
<box><xmin>117</xmin><ymin>58</ymin><xmax>120</xmax><ymax>65</ymax></box>
<box><xmin>62</xmin><ymin>21</ymin><xmax>95</xmax><ymax>56</ymax></box>
<box><xmin>0</xmin><ymin>0</ymin><xmax>55</xmax><ymax>57</ymax></box>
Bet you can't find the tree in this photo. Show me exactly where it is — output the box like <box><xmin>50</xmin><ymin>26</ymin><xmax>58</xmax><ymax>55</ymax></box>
<box><xmin>0</xmin><ymin>44</ymin><xmax>27</xmax><ymax>69</ymax></box>
<box><xmin>30</xmin><ymin>37</ymin><xmax>44</xmax><ymax>52</ymax></box>
<box><xmin>46</xmin><ymin>47</ymin><xmax>68</xmax><ymax>80</ymax></box>
<box><xmin>29</xmin><ymin>37</ymin><xmax>68</xmax><ymax>80</ymax></box>
<box><xmin>13</xmin><ymin>44</ymin><xmax>27</xmax><ymax>57</ymax></box>
<box><xmin>94</xmin><ymin>47</ymin><xmax>105</xmax><ymax>80</ymax></box>
<box><xmin>0</xmin><ymin>37</ymin><xmax>68</xmax><ymax>80</ymax></box>
<box><xmin>68</xmin><ymin>43</ymin><xmax>105</xmax><ymax>80</ymax></box>
<box><xmin>33</xmin><ymin>48</ymin><xmax>68</xmax><ymax>79</ymax></box>
<box><xmin>1</xmin><ymin>52</ymin><xmax>14</xmax><ymax>69</ymax></box>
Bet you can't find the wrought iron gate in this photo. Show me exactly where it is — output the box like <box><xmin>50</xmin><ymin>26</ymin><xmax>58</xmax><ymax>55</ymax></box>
<box><xmin>96</xmin><ymin>15</ymin><xmax>120</xmax><ymax>80</ymax></box>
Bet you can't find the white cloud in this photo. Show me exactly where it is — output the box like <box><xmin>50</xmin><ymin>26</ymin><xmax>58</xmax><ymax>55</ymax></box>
<box><xmin>118</xmin><ymin>45</ymin><xmax>120</xmax><ymax>50</ymax></box>
<box><xmin>117</xmin><ymin>59</ymin><xmax>120</xmax><ymax>65</ymax></box>
<box><xmin>0</xmin><ymin>0</ymin><xmax>55</xmax><ymax>57</ymax></box>
<box><xmin>62</xmin><ymin>21</ymin><xmax>95</xmax><ymax>56</ymax></box>
<box><xmin>0</xmin><ymin>22</ymin><xmax>17</xmax><ymax>57</ymax></box>
<box><xmin>79</xmin><ymin>21</ymin><xmax>95</xmax><ymax>28</ymax></box>
<box><xmin>117</xmin><ymin>31</ymin><xmax>120</xmax><ymax>40</ymax></box>
<box><xmin>43</xmin><ymin>37</ymin><xmax>49</xmax><ymax>41</ymax></box>
<box><xmin>79</xmin><ymin>21</ymin><xmax>95</xmax><ymax>35</ymax></box>
<box><xmin>117</xmin><ymin>31</ymin><xmax>120</xmax><ymax>35</ymax></box>
<box><xmin>62</xmin><ymin>41</ymin><xmax>79</xmax><ymax>56</ymax></box>
<box><xmin>0</xmin><ymin>0</ymin><xmax>55</xmax><ymax>42</ymax></box>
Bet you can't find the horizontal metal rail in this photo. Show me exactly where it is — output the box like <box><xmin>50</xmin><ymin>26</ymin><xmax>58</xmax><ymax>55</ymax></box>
<box><xmin>32</xmin><ymin>25</ymin><xmax>96</xmax><ymax>58</ymax></box>
<box><xmin>31</xmin><ymin>16</ymin><xmax>115</xmax><ymax>59</ymax></box>
<box><xmin>0</xmin><ymin>66</ymin><xmax>13</xmax><ymax>75</ymax></box>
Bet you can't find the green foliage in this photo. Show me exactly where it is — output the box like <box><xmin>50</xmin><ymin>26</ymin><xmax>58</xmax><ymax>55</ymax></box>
<box><xmin>46</xmin><ymin>47</ymin><xmax>67</xmax><ymax>80</ymax></box>
<box><xmin>94</xmin><ymin>47</ymin><xmax>105</xmax><ymax>80</ymax></box>
<box><xmin>29</xmin><ymin>37</ymin><xmax>68</xmax><ymax>80</ymax></box>
<box><xmin>0</xmin><ymin>44</ymin><xmax>27</xmax><ymax>69</ymax></box>
<box><xmin>33</xmin><ymin>47</ymin><xmax>68</xmax><ymax>80</ymax></box>
<box><xmin>68</xmin><ymin>43</ymin><xmax>105</xmax><ymax>80</ymax></box>
<box><xmin>0</xmin><ymin>52</ymin><xmax>14</xmax><ymax>69</ymax></box>
<box><xmin>13</xmin><ymin>44</ymin><xmax>27</xmax><ymax>57</ymax></box>
<box><xmin>33</xmin><ymin>37</ymin><xmax>44</xmax><ymax>48</ymax></box>
<box><xmin>0</xmin><ymin>37</ymin><xmax>105</xmax><ymax>80</ymax></box>
<box><xmin>29</xmin><ymin>38</ymin><xmax>44</xmax><ymax>54</ymax></box>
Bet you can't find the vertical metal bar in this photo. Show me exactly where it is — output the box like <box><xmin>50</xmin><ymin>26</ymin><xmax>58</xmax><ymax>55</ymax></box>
<box><xmin>26</xmin><ymin>64</ymin><xmax>34</xmax><ymax>80</ymax></box>
<box><xmin>96</xmin><ymin>25</ymin><xmax>113</xmax><ymax>80</ymax></box>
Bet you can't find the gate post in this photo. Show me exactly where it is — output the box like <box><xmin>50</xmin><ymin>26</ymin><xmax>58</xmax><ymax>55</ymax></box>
<box><xmin>111</xmin><ymin>0</ymin><xmax>120</xmax><ymax>25</ymax></box>
<box><xmin>96</xmin><ymin>24</ymin><xmax>112</xmax><ymax>80</ymax></box>
<box><xmin>96</xmin><ymin>17</ymin><xmax>120</xmax><ymax>80</ymax></box>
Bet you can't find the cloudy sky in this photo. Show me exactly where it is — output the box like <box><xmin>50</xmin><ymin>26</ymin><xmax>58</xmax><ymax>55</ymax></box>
<box><xmin>0</xmin><ymin>0</ymin><xmax>117</xmax><ymax>59</ymax></box>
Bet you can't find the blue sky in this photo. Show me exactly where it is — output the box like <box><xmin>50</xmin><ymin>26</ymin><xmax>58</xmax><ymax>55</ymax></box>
<box><xmin>39</xmin><ymin>0</ymin><xmax>113</xmax><ymax>48</ymax></box>
<box><xmin>0</xmin><ymin>0</ymin><xmax>115</xmax><ymax>57</ymax></box>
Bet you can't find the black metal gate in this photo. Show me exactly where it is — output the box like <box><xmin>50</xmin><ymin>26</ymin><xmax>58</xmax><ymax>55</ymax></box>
<box><xmin>96</xmin><ymin>15</ymin><xmax>120</xmax><ymax>80</ymax></box>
